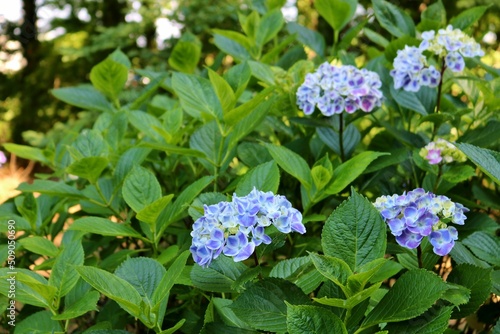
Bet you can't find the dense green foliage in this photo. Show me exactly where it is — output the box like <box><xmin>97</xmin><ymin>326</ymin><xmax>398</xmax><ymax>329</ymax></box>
<box><xmin>1</xmin><ymin>0</ymin><xmax>500</xmax><ymax>333</ymax></box>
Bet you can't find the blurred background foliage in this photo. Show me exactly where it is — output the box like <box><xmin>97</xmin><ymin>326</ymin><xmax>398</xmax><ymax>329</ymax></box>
<box><xmin>0</xmin><ymin>0</ymin><xmax>498</xmax><ymax>145</ymax></box>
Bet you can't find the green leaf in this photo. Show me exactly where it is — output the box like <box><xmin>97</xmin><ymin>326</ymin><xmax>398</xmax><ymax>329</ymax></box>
<box><xmin>256</xmin><ymin>9</ymin><xmax>284</xmax><ymax>47</ymax></box>
<box><xmin>230</xmin><ymin>278</ymin><xmax>310</xmax><ymax>332</ymax></box>
<box><xmin>17</xmin><ymin>180</ymin><xmax>85</xmax><ymax>199</ymax></box>
<box><xmin>449</xmin><ymin>6</ymin><xmax>489</xmax><ymax>31</ymax></box>
<box><xmin>316</xmin><ymin>123</ymin><xmax>361</xmax><ymax>159</ymax></box>
<box><xmin>191</xmin><ymin>255</ymin><xmax>247</xmax><ymax>293</ymax></box>
<box><xmin>159</xmin><ymin>319</ymin><xmax>186</xmax><ymax>334</ymax></box>
<box><xmin>168</xmin><ymin>33</ymin><xmax>201</xmax><ymax>73</ymax></box>
<box><xmin>362</xmin><ymin>269</ymin><xmax>447</xmax><ymax>327</ymax></box>
<box><xmin>76</xmin><ymin>266</ymin><xmax>143</xmax><ymax>318</ymax></box>
<box><xmin>3</xmin><ymin>143</ymin><xmax>49</xmax><ymax>165</ymax></box>
<box><xmin>18</xmin><ymin>236</ymin><xmax>59</xmax><ymax>257</ymax></box>
<box><xmin>52</xmin><ymin>290</ymin><xmax>100</xmax><ymax>320</ymax></box>
<box><xmin>462</xmin><ymin>231</ymin><xmax>500</xmax><ymax>266</ymax></box>
<box><xmin>113</xmin><ymin>147</ymin><xmax>151</xmax><ymax>183</ymax></box>
<box><xmin>441</xmin><ymin>283</ymin><xmax>471</xmax><ymax>307</ymax></box>
<box><xmin>384</xmin><ymin>306</ymin><xmax>453</xmax><ymax>334</ymax></box>
<box><xmin>372</xmin><ymin>0</ymin><xmax>415</xmax><ymax>37</ymax></box>
<box><xmin>190</xmin><ymin>121</ymin><xmax>225</xmax><ymax>172</ymax></box>
<box><xmin>136</xmin><ymin>195</ymin><xmax>174</xmax><ymax>225</ymax></box>
<box><xmin>156</xmin><ymin>176</ymin><xmax>214</xmax><ymax>234</ymax></box>
<box><xmin>69</xmin><ymin>217</ymin><xmax>143</xmax><ymax>239</ymax></box>
<box><xmin>264</xmin><ymin>143</ymin><xmax>312</xmax><ymax>189</ymax></box>
<box><xmin>225</xmin><ymin>62</ymin><xmax>252</xmax><ymax>98</ymax></box>
<box><xmin>49</xmin><ymin>241</ymin><xmax>85</xmax><ymax>299</ymax></box>
<box><xmin>390</xmin><ymin>85</ymin><xmax>435</xmax><ymax>116</ymax></box>
<box><xmin>287</xmin><ymin>304</ymin><xmax>347</xmax><ymax>334</ymax></box>
<box><xmin>322</xmin><ymin>189</ymin><xmax>386</xmax><ymax>271</ymax></box>
<box><xmin>51</xmin><ymin>85</ymin><xmax>112</xmax><ymax>112</ymax></box>
<box><xmin>417</xmin><ymin>0</ymin><xmax>446</xmax><ymax>31</ymax></box>
<box><xmin>458</xmin><ymin>120</ymin><xmax>500</xmax><ymax>148</ymax></box>
<box><xmin>309</xmin><ymin>253</ymin><xmax>352</xmax><ymax>290</ymax></box>
<box><xmin>456</xmin><ymin>143</ymin><xmax>500</xmax><ymax>185</ymax></box>
<box><xmin>324</xmin><ymin>152</ymin><xmax>387</xmax><ymax>195</ymax></box>
<box><xmin>213</xmin><ymin>34</ymin><xmax>251</xmax><ymax>62</ymax></box>
<box><xmin>442</xmin><ymin>165</ymin><xmax>476</xmax><ymax>184</ymax></box>
<box><xmin>314</xmin><ymin>282</ymin><xmax>381</xmax><ymax>309</ymax></box>
<box><xmin>152</xmin><ymin>251</ymin><xmax>190</xmax><ymax>307</ymax></box>
<box><xmin>449</xmin><ymin>242</ymin><xmax>490</xmax><ymax>268</ymax></box>
<box><xmin>223</xmin><ymin>86</ymin><xmax>273</xmax><ymax>126</ymax></box>
<box><xmin>90</xmin><ymin>57</ymin><xmax>128</xmax><ymax>101</ymax></box>
<box><xmin>122</xmin><ymin>166</ymin><xmax>161</xmax><ymax>213</ymax></box>
<box><xmin>0</xmin><ymin>269</ymin><xmax>56</xmax><ymax>309</ymax></box>
<box><xmin>109</xmin><ymin>49</ymin><xmax>131</xmax><ymax>69</ymax></box>
<box><xmin>67</xmin><ymin>157</ymin><xmax>108</xmax><ymax>184</ymax></box>
<box><xmin>287</xmin><ymin>22</ymin><xmax>325</xmax><ymax>56</ymax></box>
<box><xmin>235</xmin><ymin>161</ymin><xmax>280</xmax><ymax>196</ymax></box>
<box><xmin>172</xmin><ymin>72</ymin><xmax>223</xmax><ymax>120</ymax></box>
<box><xmin>315</xmin><ymin>0</ymin><xmax>357</xmax><ymax>33</ymax></box>
<box><xmin>138</xmin><ymin>142</ymin><xmax>206</xmax><ymax>158</ymax></box>
<box><xmin>15</xmin><ymin>310</ymin><xmax>63</xmax><ymax>334</ymax></box>
<box><xmin>15</xmin><ymin>193</ymin><xmax>38</xmax><ymax>229</ymax></box>
<box><xmin>70</xmin><ymin>129</ymin><xmax>107</xmax><ymax>159</ymax></box>
<box><xmin>447</xmin><ymin>264</ymin><xmax>493</xmax><ymax>318</ymax></box>
<box><xmin>208</xmin><ymin>68</ymin><xmax>236</xmax><ymax>113</ymax></box>
<box><xmin>213</xmin><ymin>298</ymin><xmax>253</xmax><ymax>329</ymax></box>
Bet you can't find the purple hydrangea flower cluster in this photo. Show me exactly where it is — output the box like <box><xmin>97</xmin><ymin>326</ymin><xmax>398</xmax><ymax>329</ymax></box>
<box><xmin>391</xmin><ymin>25</ymin><xmax>484</xmax><ymax>92</ymax></box>
<box><xmin>419</xmin><ymin>138</ymin><xmax>467</xmax><ymax>165</ymax></box>
<box><xmin>296</xmin><ymin>62</ymin><xmax>383</xmax><ymax>116</ymax></box>
<box><xmin>373</xmin><ymin>188</ymin><xmax>469</xmax><ymax>256</ymax></box>
<box><xmin>190</xmin><ymin>188</ymin><xmax>306</xmax><ymax>268</ymax></box>
<box><xmin>390</xmin><ymin>46</ymin><xmax>441</xmax><ymax>92</ymax></box>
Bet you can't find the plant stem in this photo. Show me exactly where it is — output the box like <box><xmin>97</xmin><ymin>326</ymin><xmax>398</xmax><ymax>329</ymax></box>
<box><xmin>417</xmin><ymin>245</ymin><xmax>423</xmax><ymax>269</ymax></box>
<box><xmin>432</xmin><ymin>59</ymin><xmax>447</xmax><ymax>140</ymax></box>
<box><xmin>433</xmin><ymin>164</ymin><xmax>443</xmax><ymax>193</ymax></box>
<box><xmin>338</xmin><ymin>113</ymin><xmax>345</xmax><ymax>162</ymax></box>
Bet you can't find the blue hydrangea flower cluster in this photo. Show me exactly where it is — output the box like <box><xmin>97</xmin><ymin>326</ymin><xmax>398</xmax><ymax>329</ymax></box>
<box><xmin>390</xmin><ymin>46</ymin><xmax>441</xmax><ymax>92</ymax></box>
<box><xmin>391</xmin><ymin>25</ymin><xmax>484</xmax><ymax>92</ymax></box>
<box><xmin>296</xmin><ymin>62</ymin><xmax>383</xmax><ymax>116</ymax></box>
<box><xmin>373</xmin><ymin>188</ymin><xmax>469</xmax><ymax>256</ymax></box>
<box><xmin>190</xmin><ymin>188</ymin><xmax>306</xmax><ymax>268</ymax></box>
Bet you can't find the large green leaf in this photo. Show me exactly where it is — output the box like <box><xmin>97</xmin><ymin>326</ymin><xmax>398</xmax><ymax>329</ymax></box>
<box><xmin>213</xmin><ymin>34</ymin><xmax>252</xmax><ymax>62</ymax></box>
<box><xmin>462</xmin><ymin>232</ymin><xmax>500</xmax><ymax>266</ymax></box>
<box><xmin>362</xmin><ymin>269</ymin><xmax>447</xmax><ymax>328</ymax></box>
<box><xmin>69</xmin><ymin>217</ymin><xmax>143</xmax><ymax>239</ymax></box>
<box><xmin>76</xmin><ymin>266</ymin><xmax>143</xmax><ymax>318</ymax></box>
<box><xmin>230</xmin><ymin>278</ymin><xmax>310</xmax><ymax>332</ymax></box>
<box><xmin>456</xmin><ymin>143</ymin><xmax>500</xmax><ymax>185</ymax></box>
<box><xmin>324</xmin><ymin>152</ymin><xmax>388</xmax><ymax>195</ymax></box>
<box><xmin>235</xmin><ymin>161</ymin><xmax>280</xmax><ymax>196</ymax></box>
<box><xmin>49</xmin><ymin>241</ymin><xmax>85</xmax><ymax>299</ymax></box>
<box><xmin>287</xmin><ymin>22</ymin><xmax>325</xmax><ymax>56</ymax></box>
<box><xmin>122</xmin><ymin>166</ymin><xmax>162</xmax><ymax>213</ymax></box>
<box><xmin>287</xmin><ymin>304</ymin><xmax>347</xmax><ymax>334</ymax></box>
<box><xmin>384</xmin><ymin>306</ymin><xmax>453</xmax><ymax>334</ymax></box>
<box><xmin>136</xmin><ymin>195</ymin><xmax>174</xmax><ymax>225</ymax></box>
<box><xmin>309</xmin><ymin>253</ymin><xmax>351</xmax><ymax>290</ymax></box>
<box><xmin>372</xmin><ymin>0</ymin><xmax>415</xmax><ymax>37</ymax></box>
<box><xmin>66</xmin><ymin>157</ymin><xmax>108</xmax><ymax>184</ymax></box>
<box><xmin>449</xmin><ymin>6</ymin><xmax>489</xmax><ymax>31</ymax></box>
<box><xmin>172</xmin><ymin>72</ymin><xmax>223</xmax><ymax>120</ymax></box>
<box><xmin>90</xmin><ymin>57</ymin><xmax>128</xmax><ymax>101</ymax></box>
<box><xmin>168</xmin><ymin>32</ymin><xmax>201</xmax><ymax>74</ymax></box>
<box><xmin>51</xmin><ymin>85</ymin><xmax>112</xmax><ymax>113</ymax></box>
<box><xmin>447</xmin><ymin>264</ymin><xmax>493</xmax><ymax>319</ymax></box>
<box><xmin>315</xmin><ymin>0</ymin><xmax>357</xmax><ymax>33</ymax></box>
<box><xmin>390</xmin><ymin>85</ymin><xmax>435</xmax><ymax>116</ymax></box>
<box><xmin>264</xmin><ymin>143</ymin><xmax>312</xmax><ymax>189</ymax></box>
<box><xmin>316</xmin><ymin>123</ymin><xmax>360</xmax><ymax>159</ymax></box>
<box><xmin>18</xmin><ymin>236</ymin><xmax>59</xmax><ymax>258</ymax></box>
<box><xmin>3</xmin><ymin>143</ymin><xmax>49</xmax><ymax>165</ymax></box>
<box><xmin>256</xmin><ymin>9</ymin><xmax>284</xmax><ymax>47</ymax></box>
<box><xmin>15</xmin><ymin>310</ymin><xmax>63</xmax><ymax>334</ymax></box>
<box><xmin>52</xmin><ymin>291</ymin><xmax>100</xmax><ymax>320</ymax></box>
<box><xmin>17</xmin><ymin>180</ymin><xmax>85</xmax><ymax>199</ymax></box>
<box><xmin>0</xmin><ymin>269</ymin><xmax>56</xmax><ymax>309</ymax></box>
<box><xmin>191</xmin><ymin>255</ymin><xmax>247</xmax><ymax>293</ymax></box>
<box><xmin>321</xmin><ymin>189</ymin><xmax>387</xmax><ymax>271</ymax></box>
<box><xmin>208</xmin><ymin>68</ymin><xmax>236</xmax><ymax>113</ymax></box>
<box><xmin>152</xmin><ymin>251</ymin><xmax>190</xmax><ymax>307</ymax></box>
<box><xmin>417</xmin><ymin>0</ymin><xmax>446</xmax><ymax>31</ymax></box>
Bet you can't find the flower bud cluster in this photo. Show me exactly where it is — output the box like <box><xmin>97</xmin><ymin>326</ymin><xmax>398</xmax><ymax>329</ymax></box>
<box><xmin>0</xmin><ymin>151</ymin><xmax>6</xmax><ymax>168</ymax></box>
<box><xmin>296</xmin><ymin>62</ymin><xmax>383</xmax><ymax>116</ymax></box>
<box><xmin>420</xmin><ymin>25</ymin><xmax>484</xmax><ymax>72</ymax></box>
<box><xmin>391</xmin><ymin>25</ymin><xmax>483</xmax><ymax>92</ymax></box>
<box><xmin>190</xmin><ymin>188</ymin><xmax>306</xmax><ymax>268</ymax></box>
<box><xmin>373</xmin><ymin>188</ymin><xmax>469</xmax><ymax>256</ymax></box>
<box><xmin>419</xmin><ymin>139</ymin><xmax>467</xmax><ymax>165</ymax></box>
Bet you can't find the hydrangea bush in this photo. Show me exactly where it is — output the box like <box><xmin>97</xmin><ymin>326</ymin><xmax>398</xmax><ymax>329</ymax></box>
<box><xmin>1</xmin><ymin>1</ymin><xmax>499</xmax><ymax>333</ymax></box>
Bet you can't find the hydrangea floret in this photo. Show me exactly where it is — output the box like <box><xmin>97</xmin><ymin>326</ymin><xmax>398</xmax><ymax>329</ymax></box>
<box><xmin>190</xmin><ymin>188</ymin><xmax>306</xmax><ymax>268</ymax></box>
<box><xmin>296</xmin><ymin>62</ymin><xmax>383</xmax><ymax>116</ymax></box>
<box><xmin>420</xmin><ymin>25</ymin><xmax>484</xmax><ymax>72</ymax></box>
<box><xmin>419</xmin><ymin>138</ymin><xmax>467</xmax><ymax>165</ymax></box>
<box><xmin>390</xmin><ymin>25</ymin><xmax>484</xmax><ymax>92</ymax></box>
<box><xmin>373</xmin><ymin>188</ymin><xmax>469</xmax><ymax>256</ymax></box>
<box><xmin>0</xmin><ymin>151</ymin><xmax>7</xmax><ymax>168</ymax></box>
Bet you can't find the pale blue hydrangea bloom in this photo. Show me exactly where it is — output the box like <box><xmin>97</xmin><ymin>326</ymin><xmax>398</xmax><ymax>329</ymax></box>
<box><xmin>296</xmin><ymin>62</ymin><xmax>383</xmax><ymax>116</ymax></box>
<box><xmin>373</xmin><ymin>188</ymin><xmax>468</xmax><ymax>256</ymax></box>
<box><xmin>190</xmin><ymin>188</ymin><xmax>306</xmax><ymax>268</ymax></box>
<box><xmin>390</xmin><ymin>46</ymin><xmax>441</xmax><ymax>92</ymax></box>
